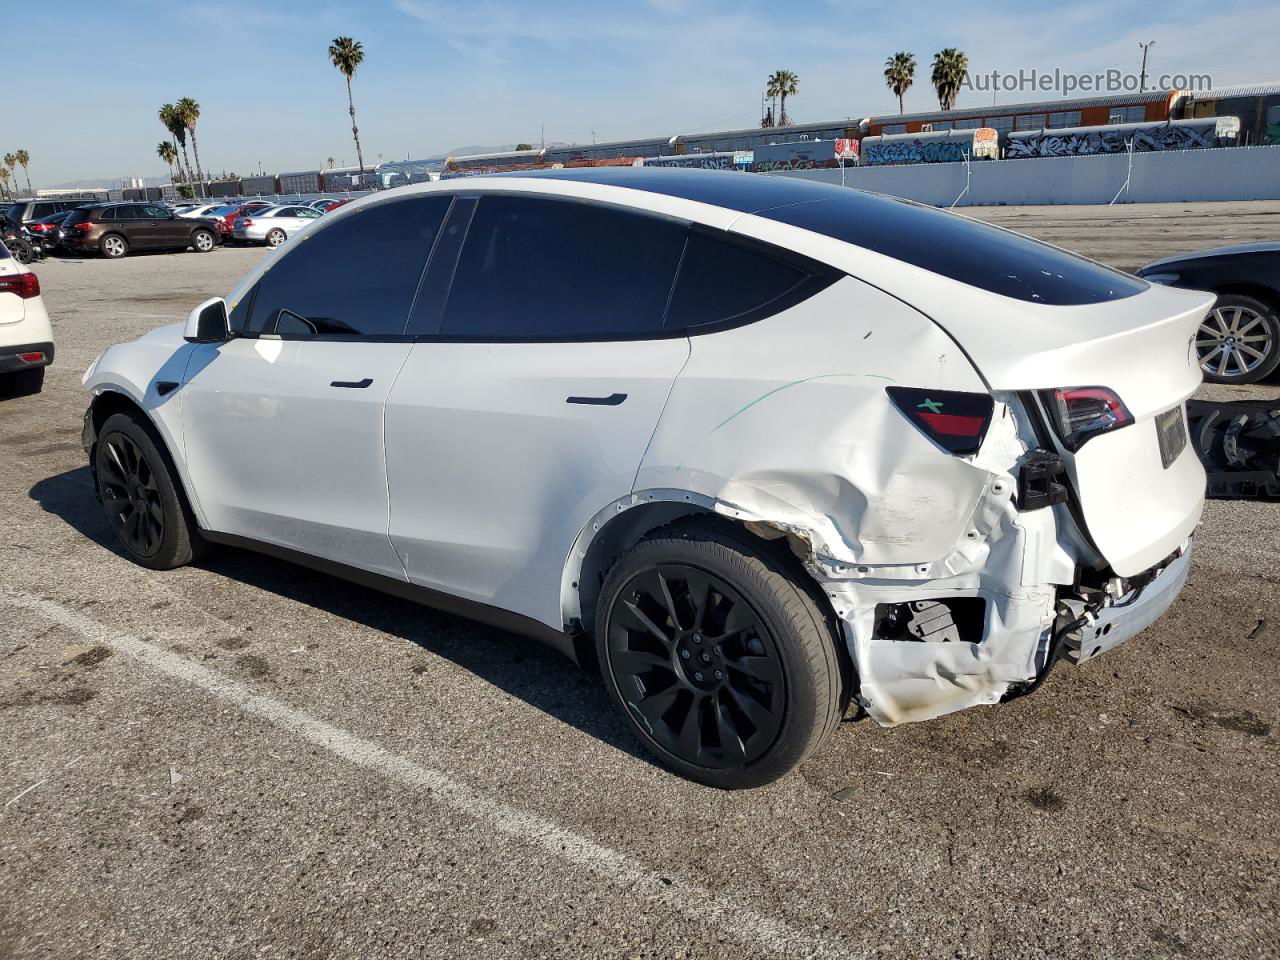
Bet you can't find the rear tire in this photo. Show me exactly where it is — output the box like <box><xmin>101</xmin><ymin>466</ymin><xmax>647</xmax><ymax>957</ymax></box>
<box><xmin>266</xmin><ymin>228</ymin><xmax>286</xmax><ymax>247</ymax></box>
<box><xmin>190</xmin><ymin>229</ymin><xmax>216</xmax><ymax>253</ymax></box>
<box><xmin>94</xmin><ymin>411</ymin><xmax>205</xmax><ymax>570</ymax></box>
<box><xmin>1199</xmin><ymin>293</ymin><xmax>1280</xmax><ymax>384</ymax></box>
<box><xmin>0</xmin><ymin>367</ymin><xmax>44</xmax><ymax>397</ymax></box>
<box><xmin>7</xmin><ymin>237</ymin><xmax>34</xmax><ymax>264</ymax></box>
<box><xmin>99</xmin><ymin>233</ymin><xmax>128</xmax><ymax>259</ymax></box>
<box><xmin>596</xmin><ymin>524</ymin><xmax>844</xmax><ymax>789</ymax></box>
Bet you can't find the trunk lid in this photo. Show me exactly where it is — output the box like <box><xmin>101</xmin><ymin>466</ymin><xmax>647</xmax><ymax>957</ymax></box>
<box><xmin>934</xmin><ymin>282</ymin><xmax>1214</xmax><ymax>576</ymax></box>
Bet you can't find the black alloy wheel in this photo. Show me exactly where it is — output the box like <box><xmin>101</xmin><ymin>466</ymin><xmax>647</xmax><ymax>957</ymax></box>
<box><xmin>608</xmin><ymin>564</ymin><xmax>787</xmax><ymax>769</ymax></box>
<box><xmin>98</xmin><ymin>430</ymin><xmax>165</xmax><ymax>558</ymax></box>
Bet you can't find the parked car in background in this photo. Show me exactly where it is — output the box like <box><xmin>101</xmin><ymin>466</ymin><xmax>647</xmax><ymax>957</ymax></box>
<box><xmin>177</xmin><ymin>203</ymin><xmax>227</xmax><ymax>220</ymax></box>
<box><xmin>318</xmin><ymin>198</ymin><xmax>352</xmax><ymax>213</ymax></box>
<box><xmin>231</xmin><ymin>204</ymin><xmax>322</xmax><ymax>247</ymax></box>
<box><xmin>60</xmin><ymin>203</ymin><xmax>221</xmax><ymax>259</ymax></box>
<box><xmin>0</xmin><ymin>237</ymin><xmax>53</xmax><ymax>396</ymax></box>
<box><xmin>5</xmin><ymin>198</ymin><xmax>89</xmax><ymax>226</ymax></box>
<box><xmin>25</xmin><ymin>212</ymin><xmax>73</xmax><ymax>254</ymax></box>
<box><xmin>302</xmin><ymin>198</ymin><xmax>340</xmax><ymax>210</ymax></box>
<box><xmin>84</xmin><ymin>170</ymin><xmax>1209</xmax><ymax>788</ymax></box>
<box><xmin>1137</xmin><ymin>242</ymin><xmax>1280</xmax><ymax>383</ymax></box>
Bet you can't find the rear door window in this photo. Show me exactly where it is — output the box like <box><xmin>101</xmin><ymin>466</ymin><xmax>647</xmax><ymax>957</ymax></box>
<box><xmin>247</xmin><ymin>196</ymin><xmax>450</xmax><ymax>337</ymax></box>
<box><xmin>438</xmin><ymin>195</ymin><xmax>686</xmax><ymax>339</ymax></box>
<box><xmin>664</xmin><ymin>230</ymin><xmax>832</xmax><ymax>331</ymax></box>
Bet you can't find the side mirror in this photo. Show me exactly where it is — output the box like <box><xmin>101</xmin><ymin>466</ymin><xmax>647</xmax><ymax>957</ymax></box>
<box><xmin>184</xmin><ymin>297</ymin><xmax>231</xmax><ymax>343</ymax></box>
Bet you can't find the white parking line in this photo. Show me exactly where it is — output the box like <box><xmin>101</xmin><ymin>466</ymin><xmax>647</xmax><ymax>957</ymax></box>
<box><xmin>3</xmin><ymin>591</ymin><xmax>841</xmax><ymax>959</ymax></box>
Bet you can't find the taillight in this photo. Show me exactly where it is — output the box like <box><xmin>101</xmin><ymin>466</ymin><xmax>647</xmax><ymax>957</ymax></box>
<box><xmin>885</xmin><ymin>386</ymin><xmax>994</xmax><ymax>455</ymax></box>
<box><xmin>1041</xmin><ymin>387</ymin><xmax>1133</xmax><ymax>451</ymax></box>
<box><xmin>241</xmin><ymin>218</ymin><xmax>253</xmax><ymax>227</ymax></box>
<box><xmin>0</xmin><ymin>272</ymin><xmax>40</xmax><ymax>299</ymax></box>
<box><xmin>72</xmin><ymin>221</ymin><xmax>92</xmax><ymax>232</ymax></box>
<box><xmin>28</xmin><ymin>223</ymin><xmax>48</xmax><ymax>234</ymax></box>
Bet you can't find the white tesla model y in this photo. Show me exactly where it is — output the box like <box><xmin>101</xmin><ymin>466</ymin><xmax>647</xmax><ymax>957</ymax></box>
<box><xmin>83</xmin><ymin>170</ymin><xmax>1210</xmax><ymax>788</ymax></box>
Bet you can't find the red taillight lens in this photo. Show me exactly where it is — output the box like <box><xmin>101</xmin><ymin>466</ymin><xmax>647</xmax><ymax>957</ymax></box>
<box><xmin>886</xmin><ymin>386</ymin><xmax>995</xmax><ymax>455</ymax></box>
<box><xmin>0</xmin><ymin>272</ymin><xmax>40</xmax><ymax>299</ymax></box>
<box><xmin>1042</xmin><ymin>387</ymin><xmax>1133</xmax><ymax>451</ymax></box>
<box><xmin>72</xmin><ymin>221</ymin><xmax>92</xmax><ymax>233</ymax></box>
<box><xmin>18</xmin><ymin>351</ymin><xmax>45</xmax><ymax>363</ymax></box>
<box><xmin>241</xmin><ymin>218</ymin><xmax>253</xmax><ymax>227</ymax></box>
<box><xmin>28</xmin><ymin>223</ymin><xmax>49</xmax><ymax>234</ymax></box>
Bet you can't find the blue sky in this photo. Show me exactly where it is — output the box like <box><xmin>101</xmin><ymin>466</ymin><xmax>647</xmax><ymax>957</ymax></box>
<box><xmin>19</xmin><ymin>0</ymin><xmax>1278</xmax><ymax>186</ymax></box>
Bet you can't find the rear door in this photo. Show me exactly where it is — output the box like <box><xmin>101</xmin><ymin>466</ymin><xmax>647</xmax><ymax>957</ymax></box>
<box><xmin>385</xmin><ymin>193</ymin><xmax>690</xmax><ymax>627</ymax></box>
<box><xmin>180</xmin><ymin>195</ymin><xmax>451</xmax><ymax>578</ymax></box>
<box><xmin>113</xmin><ymin>204</ymin><xmax>153</xmax><ymax>248</ymax></box>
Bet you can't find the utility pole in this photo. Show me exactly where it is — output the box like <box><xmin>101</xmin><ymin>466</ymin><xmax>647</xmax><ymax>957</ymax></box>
<box><xmin>540</xmin><ymin>122</ymin><xmax>545</xmax><ymax>149</ymax></box>
<box><xmin>1138</xmin><ymin>40</ymin><xmax>1155</xmax><ymax>91</ymax></box>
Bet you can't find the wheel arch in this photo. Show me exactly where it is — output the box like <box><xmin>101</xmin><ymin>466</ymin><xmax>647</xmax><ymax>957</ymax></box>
<box><xmin>86</xmin><ymin>389</ymin><xmax>205</xmax><ymax>529</ymax></box>
<box><xmin>1205</xmin><ymin>282</ymin><xmax>1280</xmax><ymax>313</ymax></box>
<box><xmin>562</xmin><ymin>491</ymin><xmax>848</xmax><ymax>675</ymax></box>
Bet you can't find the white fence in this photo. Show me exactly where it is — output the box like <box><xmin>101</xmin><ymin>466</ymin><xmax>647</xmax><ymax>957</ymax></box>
<box><xmin>771</xmin><ymin>145</ymin><xmax>1280</xmax><ymax>207</ymax></box>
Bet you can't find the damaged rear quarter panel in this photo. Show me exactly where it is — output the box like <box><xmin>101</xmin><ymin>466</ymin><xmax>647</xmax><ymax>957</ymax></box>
<box><xmin>635</xmin><ymin>276</ymin><xmax>993</xmax><ymax>567</ymax></box>
<box><xmin>633</xmin><ymin>276</ymin><xmax>1064</xmax><ymax>725</ymax></box>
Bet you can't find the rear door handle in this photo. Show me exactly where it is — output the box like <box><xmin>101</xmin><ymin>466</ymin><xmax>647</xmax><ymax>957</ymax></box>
<box><xmin>331</xmin><ymin>378</ymin><xmax>373</xmax><ymax>389</ymax></box>
<box><xmin>566</xmin><ymin>392</ymin><xmax>627</xmax><ymax>406</ymax></box>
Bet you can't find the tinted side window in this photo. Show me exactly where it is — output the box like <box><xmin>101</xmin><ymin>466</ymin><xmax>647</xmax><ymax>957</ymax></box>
<box><xmin>665</xmin><ymin>231</ymin><xmax>815</xmax><ymax>330</ymax></box>
<box><xmin>116</xmin><ymin>205</ymin><xmax>145</xmax><ymax>219</ymax></box>
<box><xmin>439</xmin><ymin>195</ymin><xmax>686</xmax><ymax>339</ymax></box>
<box><xmin>248</xmin><ymin>196</ymin><xmax>450</xmax><ymax>337</ymax></box>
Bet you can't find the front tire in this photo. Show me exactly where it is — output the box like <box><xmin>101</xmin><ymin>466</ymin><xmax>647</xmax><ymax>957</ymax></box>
<box><xmin>190</xmin><ymin>229</ymin><xmax>215</xmax><ymax>253</ymax></box>
<box><xmin>596</xmin><ymin>525</ymin><xmax>845</xmax><ymax>789</ymax></box>
<box><xmin>94</xmin><ymin>412</ymin><xmax>205</xmax><ymax>570</ymax></box>
<box><xmin>266</xmin><ymin>228</ymin><xmax>286</xmax><ymax>247</ymax></box>
<box><xmin>99</xmin><ymin>233</ymin><xmax>128</xmax><ymax>259</ymax></box>
<box><xmin>1198</xmin><ymin>293</ymin><xmax>1280</xmax><ymax>384</ymax></box>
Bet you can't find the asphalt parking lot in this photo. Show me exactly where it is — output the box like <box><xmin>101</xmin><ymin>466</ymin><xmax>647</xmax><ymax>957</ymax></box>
<box><xmin>2</xmin><ymin>201</ymin><xmax>1278</xmax><ymax>960</ymax></box>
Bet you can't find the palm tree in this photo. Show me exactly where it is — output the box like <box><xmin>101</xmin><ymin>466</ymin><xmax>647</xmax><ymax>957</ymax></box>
<box><xmin>14</xmin><ymin>149</ymin><xmax>31</xmax><ymax>193</ymax></box>
<box><xmin>0</xmin><ymin>166</ymin><xmax>11</xmax><ymax>201</ymax></box>
<box><xmin>328</xmin><ymin>37</ymin><xmax>366</xmax><ymax>174</ymax></box>
<box><xmin>931</xmin><ymin>48</ymin><xmax>968</xmax><ymax>111</ymax></box>
<box><xmin>157</xmin><ymin>141</ymin><xmax>178</xmax><ymax>185</ymax></box>
<box><xmin>159</xmin><ymin>103</ymin><xmax>193</xmax><ymax>184</ymax></box>
<box><xmin>884</xmin><ymin>52</ymin><xmax>916</xmax><ymax>115</ymax></box>
<box><xmin>2</xmin><ymin>154</ymin><xmax>15</xmax><ymax>196</ymax></box>
<box><xmin>176</xmin><ymin>97</ymin><xmax>204</xmax><ymax>182</ymax></box>
<box><xmin>327</xmin><ymin>156</ymin><xmax>336</xmax><ymax>169</ymax></box>
<box><xmin>767</xmin><ymin>70</ymin><xmax>799</xmax><ymax>126</ymax></box>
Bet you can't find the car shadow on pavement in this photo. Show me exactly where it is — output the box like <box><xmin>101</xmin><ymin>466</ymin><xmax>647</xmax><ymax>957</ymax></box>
<box><xmin>29</xmin><ymin>466</ymin><xmax>650</xmax><ymax>766</ymax></box>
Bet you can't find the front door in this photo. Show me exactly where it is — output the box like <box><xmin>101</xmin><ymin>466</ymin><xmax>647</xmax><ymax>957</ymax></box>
<box><xmin>180</xmin><ymin>193</ymin><xmax>452</xmax><ymax>578</ymax></box>
<box><xmin>385</xmin><ymin>193</ymin><xmax>692</xmax><ymax>628</ymax></box>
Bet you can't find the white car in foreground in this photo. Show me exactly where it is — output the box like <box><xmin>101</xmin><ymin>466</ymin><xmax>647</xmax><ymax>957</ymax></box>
<box><xmin>82</xmin><ymin>170</ymin><xmax>1210</xmax><ymax>788</ymax></box>
<box><xmin>0</xmin><ymin>239</ymin><xmax>53</xmax><ymax>396</ymax></box>
<box><xmin>231</xmin><ymin>204</ymin><xmax>322</xmax><ymax>247</ymax></box>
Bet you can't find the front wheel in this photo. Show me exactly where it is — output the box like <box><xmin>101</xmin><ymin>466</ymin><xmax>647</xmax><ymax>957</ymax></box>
<box><xmin>595</xmin><ymin>525</ymin><xmax>845</xmax><ymax>789</ymax></box>
<box><xmin>1198</xmin><ymin>293</ymin><xmax>1280</xmax><ymax>384</ymax></box>
<box><xmin>266</xmin><ymin>228</ymin><xmax>286</xmax><ymax>247</ymax></box>
<box><xmin>94</xmin><ymin>412</ymin><xmax>205</xmax><ymax>570</ymax></box>
<box><xmin>190</xmin><ymin>229</ymin><xmax>215</xmax><ymax>252</ymax></box>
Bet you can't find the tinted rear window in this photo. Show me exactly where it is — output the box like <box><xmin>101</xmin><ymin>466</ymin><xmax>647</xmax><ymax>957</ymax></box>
<box><xmin>440</xmin><ymin>195</ymin><xmax>686</xmax><ymax>339</ymax></box>
<box><xmin>759</xmin><ymin>195</ymin><xmax>1145</xmax><ymax>305</ymax></box>
<box><xmin>522</xmin><ymin>168</ymin><xmax>1146</xmax><ymax>305</ymax></box>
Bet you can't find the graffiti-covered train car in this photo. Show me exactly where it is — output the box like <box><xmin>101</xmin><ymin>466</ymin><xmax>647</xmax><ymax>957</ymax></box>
<box><xmin>861</xmin><ymin>127</ymin><xmax>999</xmax><ymax>166</ymax></box>
<box><xmin>643</xmin><ymin>152</ymin><xmax>751</xmax><ymax>170</ymax></box>
<box><xmin>1005</xmin><ymin>117</ymin><xmax>1240</xmax><ymax>159</ymax></box>
<box><xmin>1180</xmin><ymin>83</ymin><xmax>1280</xmax><ymax>145</ymax></box>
